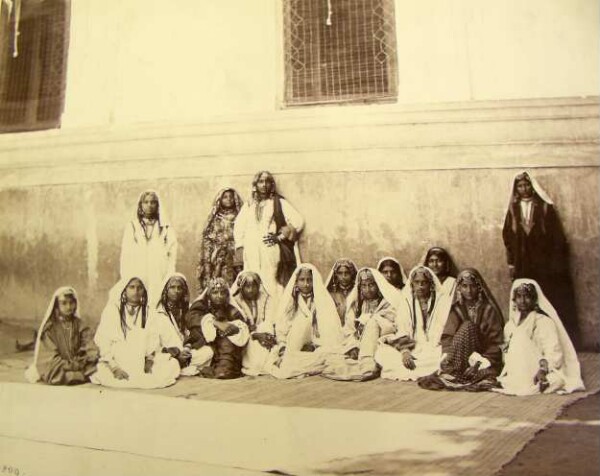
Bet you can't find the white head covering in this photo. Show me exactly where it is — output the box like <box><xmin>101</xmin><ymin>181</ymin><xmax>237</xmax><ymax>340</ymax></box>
<box><xmin>25</xmin><ymin>286</ymin><xmax>80</xmax><ymax>383</ymax></box>
<box><xmin>376</xmin><ymin>256</ymin><xmax>409</xmax><ymax>287</ymax></box>
<box><xmin>507</xmin><ymin>279</ymin><xmax>583</xmax><ymax>393</ymax></box>
<box><xmin>400</xmin><ymin>266</ymin><xmax>452</xmax><ymax>344</ymax></box>
<box><xmin>346</xmin><ymin>267</ymin><xmax>405</xmax><ymax>314</ymax></box>
<box><xmin>508</xmin><ymin>170</ymin><xmax>554</xmax><ymax>206</ymax></box>
<box><xmin>324</xmin><ymin>258</ymin><xmax>359</xmax><ymax>291</ymax></box>
<box><xmin>129</xmin><ymin>189</ymin><xmax>172</xmax><ymax>243</ymax></box>
<box><xmin>275</xmin><ymin>263</ymin><xmax>344</xmax><ymax>351</ymax></box>
<box><xmin>230</xmin><ymin>270</ymin><xmax>273</xmax><ymax>329</ymax></box>
<box><xmin>94</xmin><ymin>276</ymin><xmax>151</xmax><ymax>355</ymax></box>
<box><xmin>156</xmin><ymin>272</ymin><xmax>189</xmax><ymax>310</ymax></box>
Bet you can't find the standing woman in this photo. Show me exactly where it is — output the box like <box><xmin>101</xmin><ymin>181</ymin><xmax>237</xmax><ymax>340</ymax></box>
<box><xmin>422</xmin><ymin>247</ymin><xmax>458</xmax><ymax>297</ymax></box>
<box><xmin>196</xmin><ymin>188</ymin><xmax>244</xmax><ymax>293</ymax></box>
<box><xmin>120</xmin><ymin>190</ymin><xmax>178</xmax><ymax>305</ymax></box>
<box><xmin>502</xmin><ymin>171</ymin><xmax>579</xmax><ymax>346</ymax></box>
<box><xmin>234</xmin><ymin>171</ymin><xmax>304</xmax><ymax>300</ymax></box>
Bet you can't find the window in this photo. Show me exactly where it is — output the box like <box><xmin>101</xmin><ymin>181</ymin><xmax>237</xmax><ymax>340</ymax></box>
<box><xmin>0</xmin><ymin>0</ymin><xmax>70</xmax><ymax>133</ymax></box>
<box><xmin>283</xmin><ymin>0</ymin><xmax>397</xmax><ymax>106</ymax></box>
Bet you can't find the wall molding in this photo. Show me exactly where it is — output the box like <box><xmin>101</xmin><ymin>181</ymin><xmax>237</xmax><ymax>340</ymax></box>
<box><xmin>0</xmin><ymin>96</ymin><xmax>597</xmax><ymax>189</ymax></box>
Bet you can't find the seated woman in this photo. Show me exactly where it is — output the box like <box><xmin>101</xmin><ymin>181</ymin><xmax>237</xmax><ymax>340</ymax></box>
<box><xmin>186</xmin><ymin>278</ymin><xmax>250</xmax><ymax>379</ymax></box>
<box><xmin>91</xmin><ymin>277</ymin><xmax>180</xmax><ymax>389</ymax></box>
<box><xmin>25</xmin><ymin>287</ymin><xmax>98</xmax><ymax>385</ymax></box>
<box><xmin>377</xmin><ymin>257</ymin><xmax>408</xmax><ymax>291</ymax></box>
<box><xmin>422</xmin><ymin>247</ymin><xmax>458</xmax><ymax>296</ymax></box>
<box><xmin>271</xmin><ymin>264</ymin><xmax>345</xmax><ymax>379</ymax></box>
<box><xmin>322</xmin><ymin>268</ymin><xmax>400</xmax><ymax>381</ymax></box>
<box><xmin>496</xmin><ymin>279</ymin><xmax>584</xmax><ymax>396</ymax></box>
<box><xmin>417</xmin><ymin>269</ymin><xmax>504</xmax><ymax>391</ymax></box>
<box><xmin>151</xmin><ymin>273</ymin><xmax>213</xmax><ymax>376</ymax></box>
<box><xmin>230</xmin><ymin>271</ymin><xmax>278</xmax><ymax>376</ymax></box>
<box><xmin>325</xmin><ymin>258</ymin><xmax>358</xmax><ymax>325</ymax></box>
<box><xmin>375</xmin><ymin>266</ymin><xmax>452</xmax><ymax>381</ymax></box>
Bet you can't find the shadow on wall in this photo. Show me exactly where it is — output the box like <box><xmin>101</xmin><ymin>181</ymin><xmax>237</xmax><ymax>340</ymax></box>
<box><xmin>0</xmin><ymin>167</ymin><xmax>597</xmax><ymax>349</ymax></box>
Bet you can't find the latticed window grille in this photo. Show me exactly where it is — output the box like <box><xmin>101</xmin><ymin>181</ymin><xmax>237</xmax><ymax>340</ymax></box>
<box><xmin>283</xmin><ymin>0</ymin><xmax>397</xmax><ymax>106</ymax></box>
<box><xmin>0</xmin><ymin>0</ymin><xmax>70</xmax><ymax>133</ymax></box>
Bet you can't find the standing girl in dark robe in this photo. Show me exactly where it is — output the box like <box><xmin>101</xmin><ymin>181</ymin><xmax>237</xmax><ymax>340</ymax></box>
<box><xmin>196</xmin><ymin>188</ymin><xmax>244</xmax><ymax>293</ymax></box>
<box><xmin>502</xmin><ymin>171</ymin><xmax>579</xmax><ymax>346</ymax></box>
<box><xmin>25</xmin><ymin>287</ymin><xmax>98</xmax><ymax>385</ymax></box>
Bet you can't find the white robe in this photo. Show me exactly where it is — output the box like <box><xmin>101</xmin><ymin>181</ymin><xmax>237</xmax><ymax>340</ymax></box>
<box><xmin>91</xmin><ymin>282</ymin><xmax>180</xmax><ymax>389</ymax></box>
<box><xmin>496</xmin><ymin>279</ymin><xmax>584</xmax><ymax>396</ymax></box>
<box><xmin>120</xmin><ymin>220</ymin><xmax>177</xmax><ymax>306</ymax></box>
<box><xmin>375</xmin><ymin>267</ymin><xmax>452</xmax><ymax>381</ymax></box>
<box><xmin>234</xmin><ymin>197</ymin><xmax>304</xmax><ymax>300</ymax></box>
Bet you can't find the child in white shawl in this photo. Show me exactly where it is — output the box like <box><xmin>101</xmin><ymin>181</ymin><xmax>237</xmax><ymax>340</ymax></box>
<box><xmin>496</xmin><ymin>279</ymin><xmax>584</xmax><ymax>396</ymax></box>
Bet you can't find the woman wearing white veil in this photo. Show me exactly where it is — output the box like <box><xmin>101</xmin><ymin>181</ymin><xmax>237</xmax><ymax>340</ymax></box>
<box><xmin>91</xmin><ymin>276</ymin><xmax>180</xmax><ymax>389</ymax></box>
<box><xmin>325</xmin><ymin>258</ymin><xmax>358</xmax><ymax>325</ymax></box>
<box><xmin>502</xmin><ymin>171</ymin><xmax>579</xmax><ymax>346</ymax></box>
<box><xmin>496</xmin><ymin>279</ymin><xmax>584</xmax><ymax>396</ymax></box>
<box><xmin>120</xmin><ymin>190</ymin><xmax>178</xmax><ymax>306</ymax></box>
<box><xmin>230</xmin><ymin>270</ymin><xmax>278</xmax><ymax>376</ymax></box>
<box><xmin>375</xmin><ymin>266</ymin><xmax>452</xmax><ymax>381</ymax></box>
<box><xmin>322</xmin><ymin>267</ymin><xmax>402</xmax><ymax>381</ymax></box>
<box><xmin>270</xmin><ymin>263</ymin><xmax>345</xmax><ymax>379</ymax></box>
<box><xmin>377</xmin><ymin>256</ymin><xmax>408</xmax><ymax>292</ymax></box>
<box><xmin>25</xmin><ymin>287</ymin><xmax>98</xmax><ymax>385</ymax></box>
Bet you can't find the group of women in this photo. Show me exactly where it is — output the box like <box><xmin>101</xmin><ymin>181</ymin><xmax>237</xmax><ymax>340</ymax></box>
<box><xmin>23</xmin><ymin>170</ymin><xmax>585</xmax><ymax>397</ymax></box>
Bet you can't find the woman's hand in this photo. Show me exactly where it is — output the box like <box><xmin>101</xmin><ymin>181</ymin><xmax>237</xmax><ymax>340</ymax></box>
<box><xmin>401</xmin><ymin>350</ymin><xmax>416</xmax><ymax>370</ymax></box>
<box><xmin>112</xmin><ymin>366</ymin><xmax>129</xmax><ymax>380</ymax></box>
<box><xmin>262</xmin><ymin>233</ymin><xmax>280</xmax><ymax>247</ymax></box>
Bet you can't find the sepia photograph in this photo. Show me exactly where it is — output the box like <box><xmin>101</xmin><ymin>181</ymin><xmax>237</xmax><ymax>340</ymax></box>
<box><xmin>0</xmin><ymin>1</ymin><xmax>598</xmax><ymax>475</ymax></box>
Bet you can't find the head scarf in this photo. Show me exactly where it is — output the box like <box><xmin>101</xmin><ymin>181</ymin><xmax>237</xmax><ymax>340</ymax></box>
<box><xmin>130</xmin><ymin>190</ymin><xmax>172</xmax><ymax>244</ymax></box>
<box><xmin>325</xmin><ymin>258</ymin><xmax>359</xmax><ymax>293</ymax></box>
<box><xmin>421</xmin><ymin>247</ymin><xmax>459</xmax><ymax>279</ymax></box>
<box><xmin>24</xmin><ymin>287</ymin><xmax>80</xmax><ymax>383</ymax></box>
<box><xmin>506</xmin><ymin>171</ymin><xmax>554</xmax><ymax>234</ymax></box>
<box><xmin>377</xmin><ymin>256</ymin><xmax>408</xmax><ymax>289</ymax></box>
<box><xmin>400</xmin><ymin>266</ymin><xmax>452</xmax><ymax>344</ymax></box>
<box><xmin>507</xmin><ymin>278</ymin><xmax>583</xmax><ymax>393</ymax></box>
<box><xmin>157</xmin><ymin>273</ymin><xmax>190</xmax><ymax>312</ymax></box>
<box><xmin>230</xmin><ymin>270</ymin><xmax>273</xmax><ymax>328</ymax></box>
<box><xmin>346</xmin><ymin>267</ymin><xmax>404</xmax><ymax>318</ymax></box>
<box><xmin>202</xmin><ymin>188</ymin><xmax>243</xmax><ymax>237</ymax></box>
<box><xmin>275</xmin><ymin>263</ymin><xmax>344</xmax><ymax>351</ymax></box>
<box><xmin>452</xmin><ymin>268</ymin><xmax>504</xmax><ymax>322</ymax></box>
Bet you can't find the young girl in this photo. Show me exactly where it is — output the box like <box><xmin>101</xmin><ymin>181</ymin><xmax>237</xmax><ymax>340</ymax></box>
<box><xmin>120</xmin><ymin>190</ymin><xmax>178</xmax><ymax>305</ymax></box>
<box><xmin>502</xmin><ymin>171</ymin><xmax>579</xmax><ymax>345</ymax></box>
<box><xmin>196</xmin><ymin>188</ymin><xmax>244</xmax><ymax>293</ymax></box>
<box><xmin>186</xmin><ymin>278</ymin><xmax>250</xmax><ymax>379</ymax></box>
<box><xmin>377</xmin><ymin>257</ymin><xmax>408</xmax><ymax>291</ymax></box>
<box><xmin>230</xmin><ymin>271</ymin><xmax>278</xmax><ymax>376</ymax></box>
<box><xmin>92</xmin><ymin>277</ymin><xmax>180</xmax><ymax>389</ymax></box>
<box><xmin>325</xmin><ymin>258</ymin><xmax>358</xmax><ymax>325</ymax></box>
<box><xmin>496</xmin><ymin>279</ymin><xmax>584</xmax><ymax>396</ymax></box>
<box><xmin>422</xmin><ymin>247</ymin><xmax>458</xmax><ymax>297</ymax></box>
<box><xmin>418</xmin><ymin>269</ymin><xmax>504</xmax><ymax>391</ymax></box>
<box><xmin>25</xmin><ymin>287</ymin><xmax>98</xmax><ymax>385</ymax></box>
<box><xmin>322</xmin><ymin>268</ymin><xmax>400</xmax><ymax>381</ymax></box>
<box><xmin>151</xmin><ymin>273</ymin><xmax>213</xmax><ymax>376</ymax></box>
<box><xmin>375</xmin><ymin>266</ymin><xmax>452</xmax><ymax>381</ymax></box>
<box><xmin>271</xmin><ymin>264</ymin><xmax>344</xmax><ymax>379</ymax></box>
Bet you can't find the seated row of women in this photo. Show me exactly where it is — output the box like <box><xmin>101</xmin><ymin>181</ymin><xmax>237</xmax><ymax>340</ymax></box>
<box><xmin>25</xmin><ymin>254</ymin><xmax>584</xmax><ymax>397</ymax></box>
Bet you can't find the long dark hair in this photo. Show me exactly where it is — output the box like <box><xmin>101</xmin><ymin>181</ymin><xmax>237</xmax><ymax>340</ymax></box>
<box><xmin>157</xmin><ymin>276</ymin><xmax>190</xmax><ymax>324</ymax></box>
<box><xmin>355</xmin><ymin>269</ymin><xmax>383</xmax><ymax>318</ymax></box>
<box><xmin>119</xmin><ymin>278</ymin><xmax>148</xmax><ymax>337</ymax></box>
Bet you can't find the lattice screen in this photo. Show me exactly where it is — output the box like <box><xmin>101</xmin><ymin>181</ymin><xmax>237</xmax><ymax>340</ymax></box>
<box><xmin>0</xmin><ymin>0</ymin><xmax>69</xmax><ymax>133</ymax></box>
<box><xmin>283</xmin><ymin>0</ymin><xmax>398</xmax><ymax>106</ymax></box>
